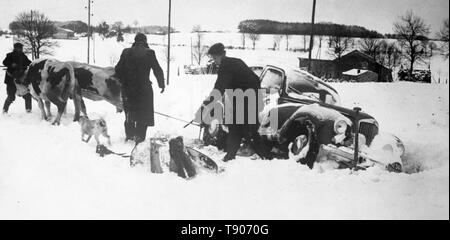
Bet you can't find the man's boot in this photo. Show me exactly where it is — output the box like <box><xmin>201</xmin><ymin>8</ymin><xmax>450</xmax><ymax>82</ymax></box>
<box><xmin>134</xmin><ymin>123</ymin><xmax>148</xmax><ymax>144</ymax></box>
<box><xmin>248</xmin><ymin>125</ymin><xmax>273</xmax><ymax>160</ymax></box>
<box><xmin>3</xmin><ymin>98</ymin><xmax>13</xmax><ymax>114</ymax></box>
<box><xmin>124</xmin><ymin>121</ymin><xmax>136</xmax><ymax>142</ymax></box>
<box><xmin>223</xmin><ymin>125</ymin><xmax>243</xmax><ymax>162</ymax></box>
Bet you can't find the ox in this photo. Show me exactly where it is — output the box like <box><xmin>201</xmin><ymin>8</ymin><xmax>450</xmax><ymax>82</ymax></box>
<box><xmin>68</xmin><ymin>61</ymin><xmax>123</xmax><ymax>113</ymax></box>
<box><xmin>17</xmin><ymin>59</ymin><xmax>84</xmax><ymax>125</ymax></box>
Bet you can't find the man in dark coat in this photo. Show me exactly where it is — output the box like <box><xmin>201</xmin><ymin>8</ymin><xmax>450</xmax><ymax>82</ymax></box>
<box><xmin>2</xmin><ymin>43</ymin><xmax>32</xmax><ymax>114</ymax></box>
<box><xmin>115</xmin><ymin>33</ymin><xmax>165</xmax><ymax>143</ymax></box>
<box><xmin>202</xmin><ymin>43</ymin><xmax>272</xmax><ymax>162</ymax></box>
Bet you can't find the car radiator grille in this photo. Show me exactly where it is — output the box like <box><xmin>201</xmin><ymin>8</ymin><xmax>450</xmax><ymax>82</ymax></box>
<box><xmin>359</xmin><ymin>122</ymin><xmax>378</xmax><ymax>146</ymax></box>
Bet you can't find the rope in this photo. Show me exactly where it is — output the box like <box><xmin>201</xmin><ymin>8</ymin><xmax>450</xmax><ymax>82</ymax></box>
<box><xmin>155</xmin><ymin>111</ymin><xmax>200</xmax><ymax>127</ymax></box>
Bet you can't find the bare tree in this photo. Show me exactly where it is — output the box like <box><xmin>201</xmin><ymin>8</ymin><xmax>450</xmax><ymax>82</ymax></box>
<box><xmin>359</xmin><ymin>38</ymin><xmax>385</xmax><ymax>61</ymax></box>
<box><xmin>248</xmin><ymin>33</ymin><xmax>260</xmax><ymax>50</ymax></box>
<box><xmin>162</xmin><ymin>34</ymin><xmax>175</xmax><ymax>64</ymax></box>
<box><xmin>394</xmin><ymin>10</ymin><xmax>431</xmax><ymax>79</ymax></box>
<box><xmin>380</xmin><ymin>41</ymin><xmax>402</xmax><ymax>75</ymax></box>
<box><xmin>273</xmin><ymin>35</ymin><xmax>283</xmax><ymax>50</ymax></box>
<box><xmin>328</xmin><ymin>26</ymin><xmax>354</xmax><ymax>78</ymax></box>
<box><xmin>327</xmin><ymin>35</ymin><xmax>353</xmax><ymax>59</ymax></box>
<box><xmin>96</xmin><ymin>21</ymin><xmax>109</xmax><ymax>39</ymax></box>
<box><xmin>241</xmin><ymin>32</ymin><xmax>246</xmax><ymax>49</ymax></box>
<box><xmin>244</xmin><ymin>22</ymin><xmax>261</xmax><ymax>50</ymax></box>
<box><xmin>285</xmin><ymin>34</ymin><xmax>290</xmax><ymax>51</ymax></box>
<box><xmin>116</xmin><ymin>29</ymin><xmax>124</xmax><ymax>42</ymax></box>
<box><xmin>161</xmin><ymin>46</ymin><xmax>175</xmax><ymax>64</ymax></box>
<box><xmin>316</xmin><ymin>35</ymin><xmax>324</xmax><ymax>58</ymax></box>
<box><xmin>111</xmin><ymin>21</ymin><xmax>124</xmax><ymax>32</ymax></box>
<box><xmin>303</xmin><ymin>35</ymin><xmax>308</xmax><ymax>51</ymax></box>
<box><xmin>192</xmin><ymin>25</ymin><xmax>208</xmax><ymax>65</ymax></box>
<box><xmin>9</xmin><ymin>10</ymin><xmax>58</xmax><ymax>59</ymax></box>
<box><xmin>437</xmin><ymin>18</ymin><xmax>449</xmax><ymax>59</ymax></box>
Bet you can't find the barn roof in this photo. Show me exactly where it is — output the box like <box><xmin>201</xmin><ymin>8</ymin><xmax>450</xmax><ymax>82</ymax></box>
<box><xmin>337</xmin><ymin>50</ymin><xmax>377</xmax><ymax>63</ymax></box>
<box><xmin>56</xmin><ymin>27</ymin><xmax>74</xmax><ymax>33</ymax></box>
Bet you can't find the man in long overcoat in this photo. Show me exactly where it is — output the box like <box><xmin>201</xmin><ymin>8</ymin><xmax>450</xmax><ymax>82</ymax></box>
<box><xmin>115</xmin><ymin>33</ymin><xmax>165</xmax><ymax>143</ymax></box>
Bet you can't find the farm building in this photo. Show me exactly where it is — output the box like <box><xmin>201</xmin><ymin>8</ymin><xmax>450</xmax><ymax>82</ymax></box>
<box><xmin>298</xmin><ymin>50</ymin><xmax>393</xmax><ymax>82</ymax></box>
<box><xmin>342</xmin><ymin>69</ymin><xmax>378</xmax><ymax>82</ymax></box>
<box><xmin>53</xmin><ymin>27</ymin><xmax>75</xmax><ymax>39</ymax></box>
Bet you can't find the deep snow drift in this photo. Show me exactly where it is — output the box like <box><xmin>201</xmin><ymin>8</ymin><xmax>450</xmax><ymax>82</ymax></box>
<box><xmin>0</xmin><ymin>35</ymin><xmax>448</xmax><ymax>219</ymax></box>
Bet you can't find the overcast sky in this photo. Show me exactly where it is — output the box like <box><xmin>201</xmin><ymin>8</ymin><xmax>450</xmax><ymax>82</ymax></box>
<box><xmin>0</xmin><ymin>0</ymin><xmax>448</xmax><ymax>34</ymax></box>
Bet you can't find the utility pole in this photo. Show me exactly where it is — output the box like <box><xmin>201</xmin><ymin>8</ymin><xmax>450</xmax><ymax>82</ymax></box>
<box><xmin>166</xmin><ymin>0</ymin><xmax>172</xmax><ymax>86</ymax></box>
<box><xmin>308</xmin><ymin>0</ymin><xmax>316</xmax><ymax>72</ymax></box>
<box><xmin>86</xmin><ymin>0</ymin><xmax>92</xmax><ymax>64</ymax></box>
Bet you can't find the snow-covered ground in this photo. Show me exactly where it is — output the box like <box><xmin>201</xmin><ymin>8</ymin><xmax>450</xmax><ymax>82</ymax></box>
<box><xmin>0</xmin><ymin>35</ymin><xmax>448</xmax><ymax>219</ymax></box>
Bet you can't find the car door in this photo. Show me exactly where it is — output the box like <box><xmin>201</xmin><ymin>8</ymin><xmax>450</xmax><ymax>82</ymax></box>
<box><xmin>259</xmin><ymin>66</ymin><xmax>286</xmax><ymax>108</ymax></box>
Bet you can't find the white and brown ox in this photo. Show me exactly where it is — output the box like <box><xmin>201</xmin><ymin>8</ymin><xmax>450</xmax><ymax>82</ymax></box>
<box><xmin>68</xmin><ymin>61</ymin><xmax>123</xmax><ymax>113</ymax></box>
<box><xmin>18</xmin><ymin>59</ymin><xmax>84</xmax><ymax>125</ymax></box>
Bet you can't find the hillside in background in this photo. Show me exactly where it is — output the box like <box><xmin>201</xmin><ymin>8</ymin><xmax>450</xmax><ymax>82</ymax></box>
<box><xmin>53</xmin><ymin>21</ymin><xmax>176</xmax><ymax>35</ymax></box>
<box><xmin>238</xmin><ymin>19</ymin><xmax>384</xmax><ymax>38</ymax></box>
<box><xmin>137</xmin><ymin>25</ymin><xmax>177</xmax><ymax>35</ymax></box>
<box><xmin>54</xmin><ymin>21</ymin><xmax>88</xmax><ymax>33</ymax></box>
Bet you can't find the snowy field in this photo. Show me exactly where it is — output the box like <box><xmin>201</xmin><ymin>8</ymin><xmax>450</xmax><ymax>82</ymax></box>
<box><xmin>0</xmin><ymin>35</ymin><xmax>448</xmax><ymax>219</ymax></box>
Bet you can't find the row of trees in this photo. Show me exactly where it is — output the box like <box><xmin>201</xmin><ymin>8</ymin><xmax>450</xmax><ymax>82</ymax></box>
<box><xmin>56</xmin><ymin>21</ymin><xmax>88</xmax><ymax>34</ymax></box>
<box><xmin>5</xmin><ymin>10</ymin><xmax>178</xmax><ymax>60</ymax></box>
<box><xmin>330</xmin><ymin>11</ymin><xmax>449</xmax><ymax>80</ymax></box>
<box><xmin>238</xmin><ymin>19</ymin><xmax>384</xmax><ymax>38</ymax></box>
<box><xmin>94</xmin><ymin>21</ymin><xmax>127</xmax><ymax>42</ymax></box>
<box><xmin>6</xmin><ymin>10</ymin><xmax>449</xmax><ymax>79</ymax></box>
<box><xmin>94</xmin><ymin>21</ymin><xmax>176</xmax><ymax>42</ymax></box>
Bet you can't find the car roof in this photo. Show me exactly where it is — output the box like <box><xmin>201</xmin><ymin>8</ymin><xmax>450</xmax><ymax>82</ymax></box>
<box><xmin>264</xmin><ymin>64</ymin><xmax>339</xmax><ymax>95</ymax></box>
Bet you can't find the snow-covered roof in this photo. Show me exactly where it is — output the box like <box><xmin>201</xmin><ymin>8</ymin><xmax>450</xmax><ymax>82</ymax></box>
<box><xmin>342</xmin><ymin>69</ymin><xmax>369</xmax><ymax>76</ymax></box>
<box><xmin>57</xmin><ymin>27</ymin><xmax>74</xmax><ymax>33</ymax></box>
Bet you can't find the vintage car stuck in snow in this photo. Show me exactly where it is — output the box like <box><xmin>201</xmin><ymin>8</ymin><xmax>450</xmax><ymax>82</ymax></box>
<box><xmin>202</xmin><ymin>65</ymin><xmax>405</xmax><ymax>172</ymax></box>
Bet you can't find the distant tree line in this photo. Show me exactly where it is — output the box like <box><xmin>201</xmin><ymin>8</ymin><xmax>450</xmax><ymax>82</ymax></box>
<box><xmin>384</xmin><ymin>33</ymin><xmax>429</xmax><ymax>41</ymax></box>
<box><xmin>50</xmin><ymin>20</ymin><xmax>176</xmax><ymax>36</ymax></box>
<box><xmin>238</xmin><ymin>19</ymin><xmax>384</xmax><ymax>38</ymax></box>
<box><xmin>55</xmin><ymin>21</ymin><xmax>88</xmax><ymax>33</ymax></box>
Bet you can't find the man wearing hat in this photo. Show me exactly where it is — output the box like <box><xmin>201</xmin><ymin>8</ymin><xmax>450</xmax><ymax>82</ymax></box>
<box><xmin>201</xmin><ymin>43</ymin><xmax>272</xmax><ymax>161</ymax></box>
<box><xmin>2</xmin><ymin>42</ymin><xmax>32</xmax><ymax>114</ymax></box>
<box><xmin>115</xmin><ymin>33</ymin><xmax>165</xmax><ymax>143</ymax></box>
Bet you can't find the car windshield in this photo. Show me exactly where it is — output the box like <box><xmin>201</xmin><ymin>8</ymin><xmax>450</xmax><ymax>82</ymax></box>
<box><xmin>261</xmin><ymin>68</ymin><xmax>284</xmax><ymax>90</ymax></box>
<box><xmin>286</xmin><ymin>69</ymin><xmax>341</xmax><ymax>105</ymax></box>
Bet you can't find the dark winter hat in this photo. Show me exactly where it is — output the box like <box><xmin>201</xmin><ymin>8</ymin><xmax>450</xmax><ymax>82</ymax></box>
<box><xmin>13</xmin><ymin>42</ymin><xmax>23</xmax><ymax>49</ymax></box>
<box><xmin>134</xmin><ymin>33</ymin><xmax>147</xmax><ymax>43</ymax></box>
<box><xmin>208</xmin><ymin>43</ymin><xmax>225</xmax><ymax>55</ymax></box>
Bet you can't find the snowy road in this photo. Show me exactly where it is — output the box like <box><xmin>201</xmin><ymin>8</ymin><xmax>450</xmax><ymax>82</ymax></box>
<box><xmin>0</xmin><ymin>36</ymin><xmax>448</xmax><ymax>219</ymax></box>
<box><xmin>0</xmin><ymin>76</ymin><xmax>448</xmax><ymax>219</ymax></box>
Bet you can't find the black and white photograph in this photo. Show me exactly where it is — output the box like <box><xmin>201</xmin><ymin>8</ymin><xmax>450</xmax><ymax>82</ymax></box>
<box><xmin>0</xmin><ymin>0</ymin><xmax>448</xmax><ymax>221</ymax></box>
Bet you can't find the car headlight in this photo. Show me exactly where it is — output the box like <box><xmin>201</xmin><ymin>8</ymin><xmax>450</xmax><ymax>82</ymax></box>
<box><xmin>334</xmin><ymin>119</ymin><xmax>348</xmax><ymax>135</ymax></box>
